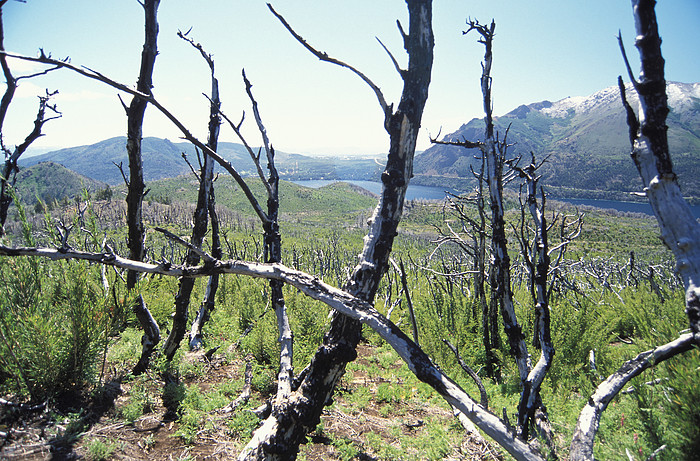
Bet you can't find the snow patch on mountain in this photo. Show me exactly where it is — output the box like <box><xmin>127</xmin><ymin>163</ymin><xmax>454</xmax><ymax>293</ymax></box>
<box><xmin>667</xmin><ymin>82</ymin><xmax>700</xmax><ymax>111</ymax></box>
<box><xmin>539</xmin><ymin>82</ymin><xmax>700</xmax><ymax>119</ymax></box>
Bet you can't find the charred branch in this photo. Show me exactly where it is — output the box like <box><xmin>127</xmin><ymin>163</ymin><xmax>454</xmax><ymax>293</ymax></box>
<box><xmin>443</xmin><ymin>338</ymin><xmax>488</xmax><ymax>409</ymax></box>
<box><xmin>266</xmin><ymin>3</ymin><xmax>392</xmax><ymax>125</ymax></box>
<box><xmin>0</xmin><ymin>90</ymin><xmax>60</xmax><ymax>235</ymax></box>
<box><xmin>618</xmin><ymin>0</ymin><xmax>700</xmax><ymax>344</ymax></box>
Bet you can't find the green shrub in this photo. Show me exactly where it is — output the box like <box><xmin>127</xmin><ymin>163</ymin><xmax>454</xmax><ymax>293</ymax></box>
<box><xmin>0</xmin><ymin>257</ymin><xmax>110</xmax><ymax>400</ymax></box>
<box><xmin>118</xmin><ymin>376</ymin><xmax>155</xmax><ymax>423</ymax></box>
<box><xmin>85</xmin><ymin>438</ymin><xmax>116</xmax><ymax>461</ymax></box>
<box><xmin>227</xmin><ymin>407</ymin><xmax>259</xmax><ymax>440</ymax></box>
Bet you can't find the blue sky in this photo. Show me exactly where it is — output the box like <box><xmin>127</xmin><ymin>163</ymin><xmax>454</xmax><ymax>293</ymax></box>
<box><xmin>3</xmin><ymin>1</ymin><xmax>699</xmax><ymax>157</ymax></box>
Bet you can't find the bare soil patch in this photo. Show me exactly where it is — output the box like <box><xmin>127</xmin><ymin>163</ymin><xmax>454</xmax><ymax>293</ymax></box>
<box><xmin>0</xmin><ymin>344</ymin><xmax>502</xmax><ymax>460</ymax></box>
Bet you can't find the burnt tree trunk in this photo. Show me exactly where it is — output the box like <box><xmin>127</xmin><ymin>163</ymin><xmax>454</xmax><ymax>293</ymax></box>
<box><xmin>466</xmin><ymin>19</ymin><xmax>531</xmax><ymax>384</ymax></box>
<box><xmin>189</xmin><ymin>185</ymin><xmax>222</xmax><ymax>349</ymax></box>
<box><xmin>238</xmin><ymin>1</ymin><xmax>433</xmax><ymax>459</ymax></box>
<box><xmin>514</xmin><ymin>158</ymin><xmax>555</xmax><ymax>442</ymax></box>
<box><xmin>126</xmin><ymin>0</ymin><xmax>161</xmax><ymax>375</ymax></box>
<box><xmin>163</xmin><ymin>33</ymin><xmax>221</xmax><ymax>360</ymax></box>
<box><xmin>571</xmin><ymin>1</ymin><xmax>700</xmax><ymax>458</ymax></box>
<box><xmin>473</xmin><ymin>155</ymin><xmax>501</xmax><ymax>379</ymax></box>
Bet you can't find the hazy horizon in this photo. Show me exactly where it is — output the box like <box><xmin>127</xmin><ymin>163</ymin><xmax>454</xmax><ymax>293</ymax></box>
<box><xmin>6</xmin><ymin>1</ymin><xmax>699</xmax><ymax>156</ymax></box>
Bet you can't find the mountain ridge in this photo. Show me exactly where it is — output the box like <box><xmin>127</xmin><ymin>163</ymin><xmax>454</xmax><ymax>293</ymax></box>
<box><xmin>20</xmin><ymin>137</ymin><xmax>383</xmax><ymax>186</ymax></box>
<box><xmin>414</xmin><ymin>81</ymin><xmax>700</xmax><ymax>200</ymax></box>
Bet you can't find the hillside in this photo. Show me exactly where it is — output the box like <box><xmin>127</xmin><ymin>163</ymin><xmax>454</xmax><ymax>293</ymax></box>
<box><xmin>414</xmin><ymin>81</ymin><xmax>700</xmax><ymax>201</ymax></box>
<box><xmin>13</xmin><ymin>161</ymin><xmax>107</xmax><ymax>205</ymax></box>
<box><xmin>21</xmin><ymin>137</ymin><xmax>383</xmax><ymax>185</ymax></box>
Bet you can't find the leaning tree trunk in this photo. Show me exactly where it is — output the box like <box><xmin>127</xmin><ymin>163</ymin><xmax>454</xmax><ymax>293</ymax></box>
<box><xmin>126</xmin><ymin>0</ymin><xmax>161</xmax><ymax>375</ymax></box>
<box><xmin>238</xmin><ymin>1</ymin><xmax>434</xmax><ymax>459</ymax></box>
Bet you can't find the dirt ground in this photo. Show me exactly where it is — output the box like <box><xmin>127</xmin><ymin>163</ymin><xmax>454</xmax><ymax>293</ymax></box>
<box><xmin>0</xmin><ymin>344</ymin><xmax>503</xmax><ymax>460</ymax></box>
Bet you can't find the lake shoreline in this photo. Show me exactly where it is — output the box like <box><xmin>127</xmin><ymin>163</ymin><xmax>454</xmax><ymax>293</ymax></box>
<box><xmin>291</xmin><ymin>179</ymin><xmax>700</xmax><ymax>219</ymax></box>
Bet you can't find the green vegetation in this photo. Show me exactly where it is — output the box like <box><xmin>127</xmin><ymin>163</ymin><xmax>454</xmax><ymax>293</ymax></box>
<box><xmin>0</xmin><ymin>200</ymin><xmax>113</xmax><ymax>401</ymax></box>
<box><xmin>85</xmin><ymin>438</ymin><xmax>116</xmax><ymax>461</ymax></box>
<box><xmin>0</xmin><ymin>176</ymin><xmax>696</xmax><ymax>460</ymax></box>
<box><xmin>13</xmin><ymin>161</ymin><xmax>107</xmax><ymax>206</ymax></box>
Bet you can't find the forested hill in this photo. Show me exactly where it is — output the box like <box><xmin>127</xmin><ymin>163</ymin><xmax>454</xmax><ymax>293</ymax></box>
<box><xmin>13</xmin><ymin>161</ymin><xmax>107</xmax><ymax>206</ymax></box>
<box><xmin>21</xmin><ymin>137</ymin><xmax>383</xmax><ymax>185</ymax></box>
<box><xmin>414</xmin><ymin>81</ymin><xmax>700</xmax><ymax>201</ymax></box>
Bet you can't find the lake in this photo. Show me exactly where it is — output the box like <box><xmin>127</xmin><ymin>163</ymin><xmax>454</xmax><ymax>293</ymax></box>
<box><xmin>558</xmin><ymin>198</ymin><xmax>700</xmax><ymax>219</ymax></box>
<box><xmin>291</xmin><ymin>180</ymin><xmax>700</xmax><ymax>219</ymax></box>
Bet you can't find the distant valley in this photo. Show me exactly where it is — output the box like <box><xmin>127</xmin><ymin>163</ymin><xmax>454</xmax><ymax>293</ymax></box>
<box><xmin>21</xmin><ymin>137</ymin><xmax>383</xmax><ymax>186</ymax></box>
<box><xmin>17</xmin><ymin>81</ymin><xmax>700</xmax><ymax>205</ymax></box>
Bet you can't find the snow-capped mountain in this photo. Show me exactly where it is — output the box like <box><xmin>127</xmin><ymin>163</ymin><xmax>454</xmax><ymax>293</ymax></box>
<box><xmin>415</xmin><ymin>82</ymin><xmax>700</xmax><ymax>200</ymax></box>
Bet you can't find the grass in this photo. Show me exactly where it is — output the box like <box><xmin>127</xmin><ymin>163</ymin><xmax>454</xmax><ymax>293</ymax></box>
<box><xmin>0</xmin><ymin>176</ymin><xmax>696</xmax><ymax>460</ymax></box>
<box><xmin>85</xmin><ymin>438</ymin><xmax>116</xmax><ymax>461</ymax></box>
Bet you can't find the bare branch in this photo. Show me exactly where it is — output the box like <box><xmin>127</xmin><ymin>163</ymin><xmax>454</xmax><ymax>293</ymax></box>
<box><xmin>266</xmin><ymin>3</ymin><xmax>391</xmax><ymax>122</ymax></box>
<box><xmin>242</xmin><ymin>68</ymin><xmax>277</xmax><ymax>188</ymax></box>
<box><xmin>376</xmin><ymin>36</ymin><xmax>405</xmax><ymax>76</ymax></box>
<box><xmin>618</xmin><ymin>76</ymin><xmax>640</xmax><ymax>147</ymax></box>
<box><xmin>154</xmin><ymin>226</ymin><xmax>216</xmax><ymax>264</ymax></box>
<box><xmin>616</xmin><ymin>31</ymin><xmax>638</xmax><ymax>89</ymax></box>
<box><xmin>211</xmin><ymin>94</ymin><xmax>272</xmax><ymax>197</ymax></box>
<box><xmin>177</xmin><ymin>28</ymin><xmax>214</xmax><ymax>72</ymax></box>
<box><xmin>443</xmin><ymin>338</ymin><xmax>488</xmax><ymax>409</ymax></box>
<box><xmin>113</xmin><ymin>161</ymin><xmax>129</xmax><ymax>187</ymax></box>
<box><xmin>570</xmin><ymin>333</ymin><xmax>694</xmax><ymax>460</ymax></box>
<box><xmin>181</xmin><ymin>151</ymin><xmax>201</xmax><ymax>181</ymax></box>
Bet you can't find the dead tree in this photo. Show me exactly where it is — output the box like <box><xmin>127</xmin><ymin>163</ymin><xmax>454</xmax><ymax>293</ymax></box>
<box><xmin>0</xmin><ymin>0</ymin><xmax>60</xmax><ymax>236</ymax></box>
<box><xmin>466</xmin><ymin>20</ymin><xmax>531</xmax><ymax>385</ymax></box>
<box><xmin>124</xmin><ymin>0</ymin><xmax>161</xmax><ymax>375</ymax></box>
<box><xmin>236</xmin><ymin>2</ymin><xmax>434</xmax><ymax>459</ymax></box>
<box><xmin>510</xmin><ymin>155</ymin><xmax>577</xmax><ymax>445</ymax></box>
<box><xmin>430</xmin><ymin>163</ymin><xmax>500</xmax><ymax>378</ymax></box>
<box><xmin>569</xmin><ymin>0</ymin><xmax>700</xmax><ymax>458</ymax></box>
<box><xmin>162</xmin><ymin>30</ymin><xmax>221</xmax><ymax>359</ymax></box>
<box><xmin>220</xmin><ymin>67</ymin><xmax>297</xmax><ymax>440</ymax></box>
<box><xmin>432</xmin><ymin>19</ymin><xmax>530</xmax><ymax>384</ymax></box>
